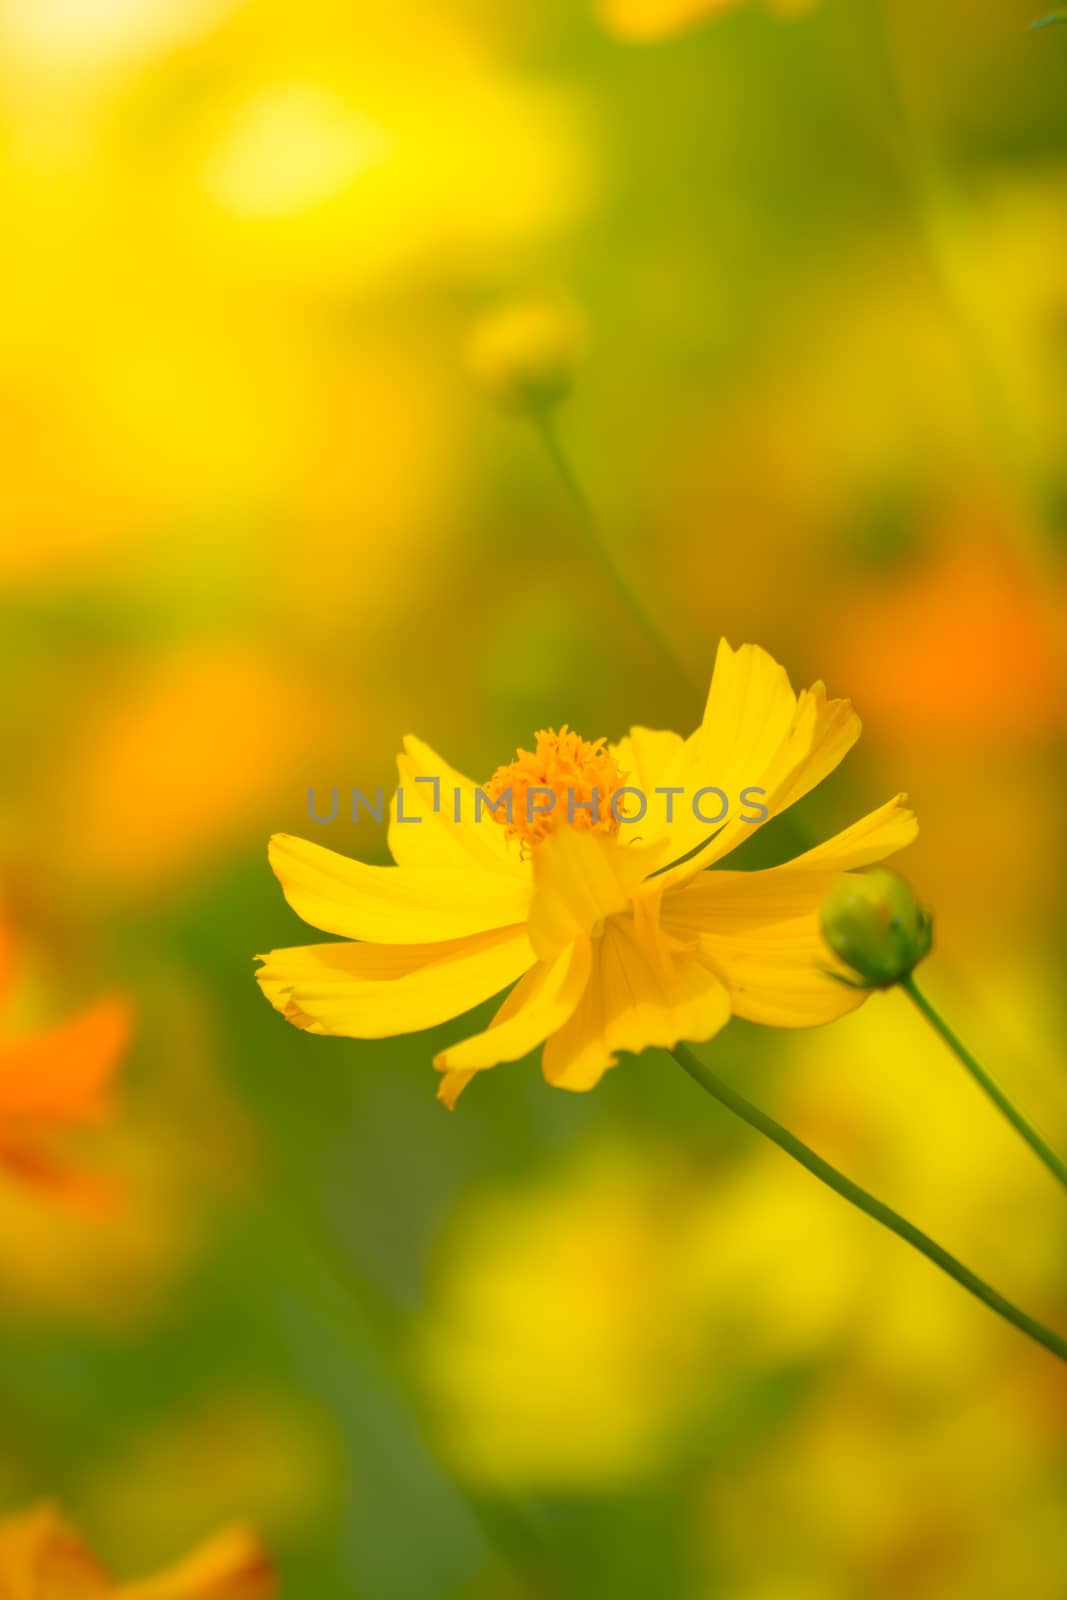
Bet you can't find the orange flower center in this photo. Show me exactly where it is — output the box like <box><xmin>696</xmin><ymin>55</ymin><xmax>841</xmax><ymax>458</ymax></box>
<box><xmin>483</xmin><ymin>725</ymin><xmax>627</xmax><ymax>853</ymax></box>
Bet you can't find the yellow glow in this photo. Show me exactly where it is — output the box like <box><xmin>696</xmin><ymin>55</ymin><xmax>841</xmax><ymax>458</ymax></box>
<box><xmin>202</xmin><ymin>83</ymin><xmax>392</xmax><ymax>220</ymax></box>
<box><xmin>597</xmin><ymin>0</ymin><xmax>817</xmax><ymax>39</ymax></box>
<box><xmin>598</xmin><ymin>0</ymin><xmax>735</xmax><ymax>40</ymax></box>
<box><xmin>0</xmin><ymin>0</ymin><xmax>233</xmax><ymax>66</ymax></box>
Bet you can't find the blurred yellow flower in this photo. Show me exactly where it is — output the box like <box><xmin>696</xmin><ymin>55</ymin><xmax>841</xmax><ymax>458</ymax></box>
<box><xmin>417</xmin><ymin>1147</ymin><xmax>717</xmax><ymax>1489</ymax></box>
<box><xmin>257</xmin><ymin>640</ymin><xmax>917</xmax><ymax>1104</ymax></box>
<box><xmin>700</xmin><ymin>1364</ymin><xmax>1067</xmax><ymax>1600</ymax></box>
<box><xmin>162</xmin><ymin>8</ymin><xmax>591</xmax><ymax>296</ymax></box>
<box><xmin>0</xmin><ymin>917</ymin><xmax>129</xmax><ymax>1207</ymax></box>
<box><xmin>467</xmin><ymin>297</ymin><xmax>586</xmax><ymax>413</ymax></box>
<box><xmin>417</xmin><ymin>1140</ymin><xmax>860</xmax><ymax>1490</ymax></box>
<box><xmin>0</xmin><ymin>0</ymin><xmax>234</xmax><ymax>71</ymax></box>
<box><xmin>597</xmin><ymin>0</ymin><xmax>817</xmax><ymax>44</ymax></box>
<box><xmin>0</xmin><ymin>1503</ymin><xmax>273</xmax><ymax>1599</ymax></box>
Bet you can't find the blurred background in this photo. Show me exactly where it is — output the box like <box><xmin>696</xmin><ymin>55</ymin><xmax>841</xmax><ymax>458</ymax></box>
<box><xmin>1</xmin><ymin>0</ymin><xmax>1065</xmax><ymax>1593</ymax></box>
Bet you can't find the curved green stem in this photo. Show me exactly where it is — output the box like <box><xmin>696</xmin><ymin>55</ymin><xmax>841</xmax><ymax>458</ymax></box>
<box><xmin>529</xmin><ymin>405</ymin><xmax>693</xmax><ymax>694</ymax></box>
<box><xmin>671</xmin><ymin>1043</ymin><xmax>1067</xmax><ymax>1365</ymax></box>
<box><xmin>902</xmin><ymin>974</ymin><xmax>1067</xmax><ymax>1193</ymax></box>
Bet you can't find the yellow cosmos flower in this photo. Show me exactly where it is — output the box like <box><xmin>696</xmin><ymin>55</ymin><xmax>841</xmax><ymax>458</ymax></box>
<box><xmin>257</xmin><ymin>641</ymin><xmax>917</xmax><ymax>1107</ymax></box>
<box><xmin>0</xmin><ymin>1503</ymin><xmax>273</xmax><ymax>1600</ymax></box>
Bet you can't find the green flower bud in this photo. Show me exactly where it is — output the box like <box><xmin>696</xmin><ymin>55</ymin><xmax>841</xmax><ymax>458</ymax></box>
<box><xmin>467</xmin><ymin>297</ymin><xmax>585</xmax><ymax>413</ymax></box>
<box><xmin>820</xmin><ymin>869</ymin><xmax>933</xmax><ymax>989</ymax></box>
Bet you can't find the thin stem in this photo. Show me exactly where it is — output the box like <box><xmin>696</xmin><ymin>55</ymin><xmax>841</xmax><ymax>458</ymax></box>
<box><xmin>530</xmin><ymin>405</ymin><xmax>694</xmax><ymax>694</ymax></box>
<box><xmin>531</xmin><ymin>404</ymin><xmax>594</xmax><ymax>524</ymax></box>
<box><xmin>902</xmin><ymin>974</ymin><xmax>1067</xmax><ymax>1193</ymax></box>
<box><xmin>671</xmin><ymin>1043</ymin><xmax>1067</xmax><ymax>1364</ymax></box>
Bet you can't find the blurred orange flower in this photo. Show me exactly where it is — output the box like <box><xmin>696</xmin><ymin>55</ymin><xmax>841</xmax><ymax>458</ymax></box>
<box><xmin>0</xmin><ymin>917</ymin><xmax>129</xmax><ymax>1208</ymax></box>
<box><xmin>829</xmin><ymin>530</ymin><xmax>1067</xmax><ymax>744</ymax></box>
<box><xmin>0</xmin><ymin>970</ymin><xmax>253</xmax><ymax>1326</ymax></box>
<box><xmin>38</xmin><ymin>643</ymin><xmax>338</xmax><ymax>901</ymax></box>
<box><xmin>0</xmin><ymin>1503</ymin><xmax>274</xmax><ymax>1600</ymax></box>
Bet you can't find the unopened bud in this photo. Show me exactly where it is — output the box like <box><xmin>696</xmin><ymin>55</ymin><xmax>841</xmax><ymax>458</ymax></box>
<box><xmin>467</xmin><ymin>297</ymin><xmax>585</xmax><ymax>413</ymax></box>
<box><xmin>820</xmin><ymin>869</ymin><xmax>933</xmax><ymax>989</ymax></box>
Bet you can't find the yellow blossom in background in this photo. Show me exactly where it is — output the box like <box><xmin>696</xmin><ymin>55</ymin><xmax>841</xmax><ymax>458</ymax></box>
<box><xmin>597</xmin><ymin>0</ymin><xmax>818</xmax><ymax>45</ymax></box>
<box><xmin>467</xmin><ymin>297</ymin><xmax>586</xmax><ymax>413</ymax></box>
<box><xmin>0</xmin><ymin>0</ymin><xmax>236</xmax><ymax>72</ymax></box>
<box><xmin>0</xmin><ymin>1502</ymin><xmax>274</xmax><ymax>1600</ymax></box>
<box><xmin>699</xmin><ymin>1365</ymin><xmax>1067</xmax><ymax>1600</ymax></box>
<box><xmin>257</xmin><ymin>641</ymin><xmax>917</xmax><ymax>1104</ymax></box>
<box><xmin>417</xmin><ymin>1142</ymin><xmax>863</xmax><ymax>1490</ymax></box>
<box><xmin>135</xmin><ymin>4</ymin><xmax>591</xmax><ymax>298</ymax></box>
<box><xmin>421</xmin><ymin>1146</ymin><xmax>711</xmax><ymax>1490</ymax></box>
<box><xmin>923</xmin><ymin>167</ymin><xmax>1067</xmax><ymax>480</ymax></box>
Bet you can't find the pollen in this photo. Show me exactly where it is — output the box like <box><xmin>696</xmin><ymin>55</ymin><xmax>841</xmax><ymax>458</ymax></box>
<box><xmin>483</xmin><ymin>725</ymin><xmax>628</xmax><ymax>853</ymax></box>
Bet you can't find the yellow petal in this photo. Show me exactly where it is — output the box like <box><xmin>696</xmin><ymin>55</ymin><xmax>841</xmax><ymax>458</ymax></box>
<box><xmin>436</xmin><ymin>1068</ymin><xmax>477</xmax><ymax>1109</ymax></box>
<box><xmin>256</xmin><ymin>926</ymin><xmax>535</xmax><ymax>1038</ymax></box>
<box><xmin>528</xmin><ymin>830</ymin><xmax>664</xmax><ymax>961</ymax></box>
<box><xmin>657</xmin><ymin>645</ymin><xmax>860</xmax><ymax>888</ymax></box>
<box><xmin>0</xmin><ymin>1503</ymin><xmax>109</xmax><ymax>1599</ymax></box>
<box><xmin>267</xmin><ymin>833</ymin><xmax>530</xmax><ymax>943</ymax></box>
<box><xmin>661</xmin><ymin>798</ymin><xmax>917</xmax><ymax>1026</ymax></box>
<box><xmin>542</xmin><ymin>917</ymin><xmax>730</xmax><ymax>1091</ymax></box>
<box><xmin>116</xmin><ymin>1525</ymin><xmax>274</xmax><ymax>1600</ymax></box>
<box><xmin>703</xmin><ymin>931</ymin><xmax>862</xmax><ymax>1028</ymax></box>
<box><xmin>609</xmin><ymin>727</ymin><xmax>685</xmax><ymax>789</ymax></box>
<box><xmin>607</xmin><ymin>725</ymin><xmax>687</xmax><ymax>851</ymax></box>
<box><xmin>434</xmin><ymin>937</ymin><xmax>593</xmax><ymax>1082</ymax></box>
<box><xmin>780</xmin><ymin>793</ymin><xmax>918</xmax><ymax>871</ymax></box>
<box><xmin>637</xmin><ymin>640</ymin><xmax>802</xmax><ymax>874</ymax></box>
<box><xmin>387</xmin><ymin>736</ymin><xmax>527</xmax><ymax>879</ymax></box>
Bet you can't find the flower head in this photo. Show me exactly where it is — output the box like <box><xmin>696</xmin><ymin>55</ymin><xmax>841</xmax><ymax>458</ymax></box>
<box><xmin>467</xmin><ymin>297</ymin><xmax>585</xmax><ymax>413</ymax></box>
<box><xmin>0</xmin><ymin>1503</ymin><xmax>274</xmax><ymax>1599</ymax></box>
<box><xmin>483</xmin><ymin>725</ymin><xmax>627</xmax><ymax>853</ymax></box>
<box><xmin>256</xmin><ymin>640</ymin><xmax>918</xmax><ymax>1106</ymax></box>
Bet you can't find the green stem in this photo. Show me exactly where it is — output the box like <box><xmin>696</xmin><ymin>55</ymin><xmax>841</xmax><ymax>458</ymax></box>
<box><xmin>902</xmin><ymin>974</ymin><xmax>1067</xmax><ymax>1193</ymax></box>
<box><xmin>531</xmin><ymin>404</ymin><xmax>594</xmax><ymax>524</ymax></box>
<box><xmin>530</xmin><ymin>405</ymin><xmax>694</xmax><ymax>694</ymax></box>
<box><xmin>671</xmin><ymin>1043</ymin><xmax>1067</xmax><ymax>1365</ymax></box>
